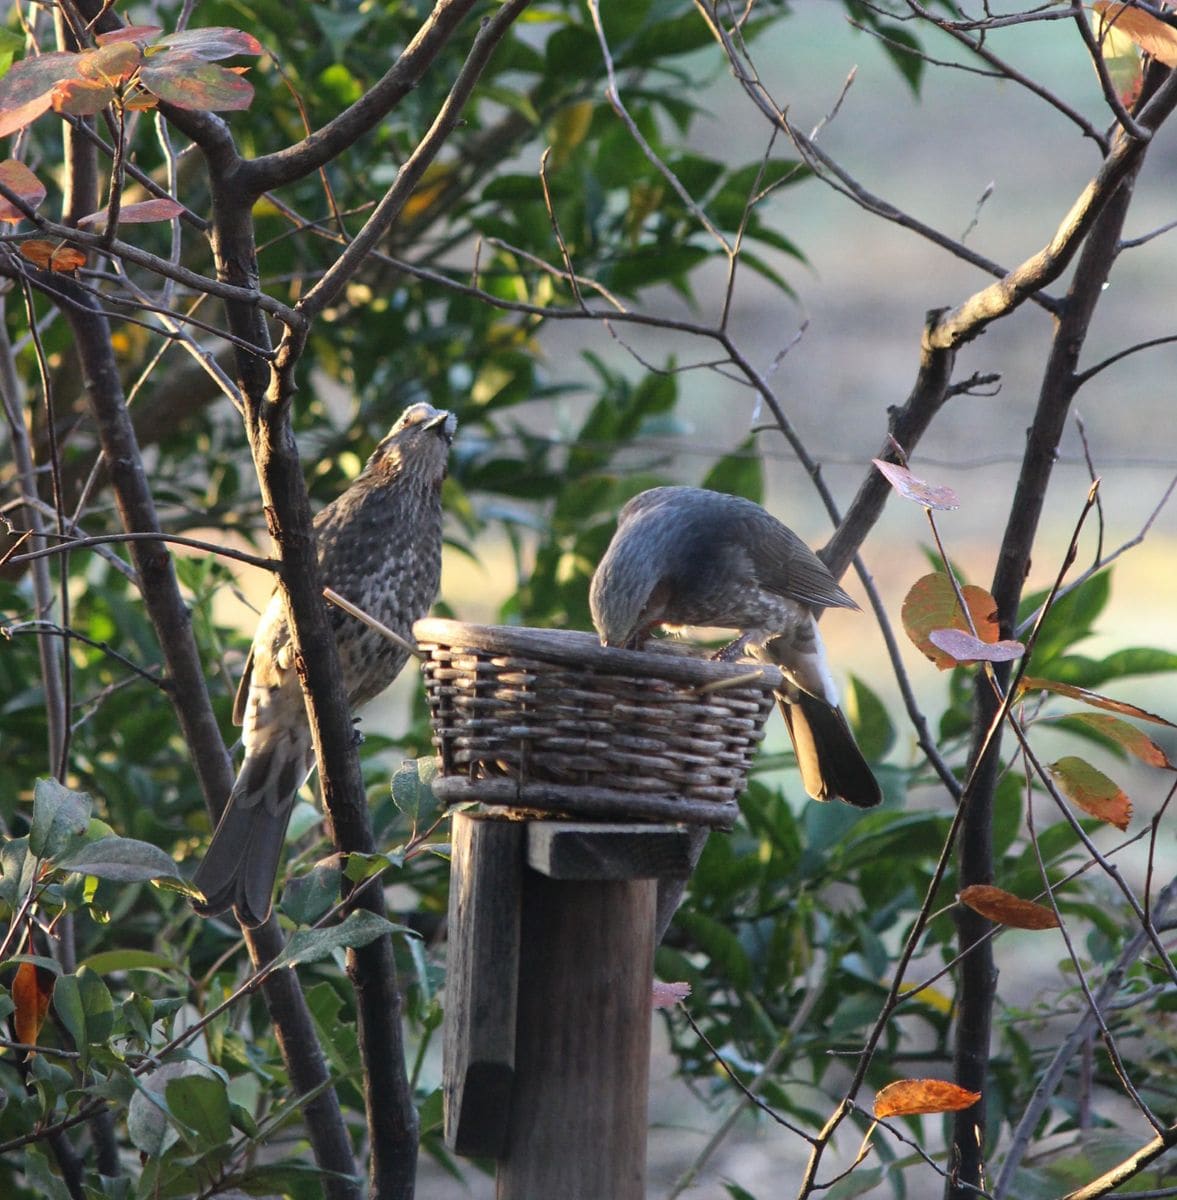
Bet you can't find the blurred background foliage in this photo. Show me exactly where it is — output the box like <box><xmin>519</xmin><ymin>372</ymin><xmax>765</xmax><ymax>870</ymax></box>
<box><xmin>1</xmin><ymin>0</ymin><xmax>1175</xmax><ymax>1196</ymax></box>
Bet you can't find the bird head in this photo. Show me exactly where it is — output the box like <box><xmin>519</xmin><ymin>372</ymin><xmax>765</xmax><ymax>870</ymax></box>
<box><xmin>368</xmin><ymin>403</ymin><xmax>457</xmax><ymax>481</ymax></box>
<box><xmin>589</xmin><ymin>533</ymin><xmax>671</xmax><ymax>650</ymax></box>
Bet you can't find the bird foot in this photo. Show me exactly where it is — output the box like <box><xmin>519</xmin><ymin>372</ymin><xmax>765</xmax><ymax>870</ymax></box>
<box><xmin>712</xmin><ymin>633</ymin><xmax>752</xmax><ymax>662</ymax></box>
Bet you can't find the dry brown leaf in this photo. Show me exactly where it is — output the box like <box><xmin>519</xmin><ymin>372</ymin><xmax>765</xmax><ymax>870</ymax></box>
<box><xmin>959</xmin><ymin>884</ymin><xmax>1060</xmax><ymax>930</ymax></box>
<box><xmin>874</xmin><ymin>1078</ymin><xmax>981</xmax><ymax>1118</ymax></box>
<box><xmin>12</xmin><ymin>960</ymin><xmax>54</xmax><ymax>1046</ymax></box>
<box><xmin>20</xmin><ymin>239</ymin><xmax>86</xmax><ymax>272</ymax></box>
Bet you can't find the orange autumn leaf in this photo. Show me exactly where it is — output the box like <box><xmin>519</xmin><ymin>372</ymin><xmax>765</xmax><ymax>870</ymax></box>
<box><xmin>1048</xmin><ymin>755</ymin><xmax>1132</xmax><ymax>831</ymax></box>
<box><xmin>1063</xmin><ymin>712</ymin><xmax>1176</xmax><ymax>769</ymax></box>
<box><xmin>1020</xmin><ymin>676</ymin><xmax>1177</xmax><ymax>730</ymax></box>
<box><xmin>0</xmin><ymin>159</ymin><xmax>46</xmax><ymax>223</ymax></box>
<box><xmin>12</xmin><ymin>960</ymin><xmax>54</xmax><ymax>1046</ymax></box>
<box><xmin>874</xmin><ymin>1078</ymin><xmax>981</xmax><ymax>1119</ymax></box>
<box><xmin>959</xmin><ymin>884</ymin><xmax>1060</xmax><ymax>930</ymax></box>
<box><xmin>902</xmin><ymin>573</ymin><xmax>1001</xmax><ymax>671</ymax></box>
<box><xmin>19</xmin><ymin>240</ymin><xmax>86</xmax><ymax>272</ymax></box>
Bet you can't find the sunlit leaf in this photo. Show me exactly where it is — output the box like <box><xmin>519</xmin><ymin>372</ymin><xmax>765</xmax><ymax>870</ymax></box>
<box><xmin>77</xmin><ymin>197</ymin><xmax>185</xmax><ymax>229</ymax></box>
<box><xmin>1095</xmin><ymin>2</ymin><xmax>1177</xmax><ymax>68</ymax></box>
<box><xmin>928</xmin><ymin>627</ymin><xmax>1024</xmax><ymax>665</ymax></box>
<box><xmin>140</xmin><ymin>55</ymin><xmax>253</xmax><ymax>110</ymax></box>
<box><xmin>401</xmin><ymin>161</ymin><xmax>458</xmax><ymax>224</ymax></box>
<box><xmin>153</xmin><ymin>27</ymin><xmax>264</xmax><ymax>60</ymax></box>
<box><xmin>0</xmin><ymin>159</ymin><xmax>46</xmax><ymax>222</ymax></box>
<box><xmin>959</xmin><ymin>884</ymin><xmax>1060</xmax><ymax>930</ymax></box>
<box><xmin>903</xmin><ymin>573</ymin><xmax>1000</xmax><ymax>670</ymax></box>
<box><xmin>51</xmin><ymin>78</ymin><xmax>115</xmax><ymax>117</ymax></box>
<box><xmin>1048</xmin><ymin>755</ymin><xmax>1132</xmax><ymax>831</ymax></box>
<box><xmin>873</xmin><ymin>459</ymin><xmax>959</xmax><ymax>510</ymax></box>
<box><xmin>19</xmin><ymin>239</ymin><xmax>86</xmax><ymax>272</ymax></box>
<box><xmin>1060</xmin><ymin>712</ymin><xmax>1175</xmax><ymax>769</ymax></box>
<box><xmin>12</xmin><ymin>960</ymin><xmax>54</xmax><ymax>1046</ymax></box>
<box><xmin>77</xmin><ymin>41</ymin><xmax>141</xmax><ymax>83</ymax></box>
<box><xmin>874</xmin><ymin>1078</ymin><xmax>981</xmax><ymax>1118</ymax></box>
<box><xmin>1019</xmin><ymin>676</ymin><xmax>1176</xmax><ymax>728</ymax></box>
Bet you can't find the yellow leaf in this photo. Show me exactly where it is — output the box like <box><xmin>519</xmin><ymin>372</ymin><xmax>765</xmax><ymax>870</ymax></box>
<box><xmin>1095</xmin><ymin>2</ymin><xmax>1177</xmax><ymax>68</ymax></box>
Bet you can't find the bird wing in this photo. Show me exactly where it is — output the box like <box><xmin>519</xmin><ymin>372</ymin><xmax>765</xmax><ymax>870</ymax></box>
<box><xmin>743</xmin><ymin>510</ymin><xmax>857</xmax><ymax>611</ymax></box>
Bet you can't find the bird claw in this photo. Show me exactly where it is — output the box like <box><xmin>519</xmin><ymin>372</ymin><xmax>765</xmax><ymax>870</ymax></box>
<box><xmin>712</xmin><ymin>633</ymin><xmax>752</xmax><ymax>662</ymax></box>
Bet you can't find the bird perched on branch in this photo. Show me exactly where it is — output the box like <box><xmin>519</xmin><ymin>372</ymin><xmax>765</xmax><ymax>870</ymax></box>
<box><xmin>590</xmin><ymin>485</ymin><xmax>881</xmax><ymax>809</ymax></box>
<box><xmin>193</xmin><ymin>402</ymin><xmax>457</xmax><ymax>928</ymax></box>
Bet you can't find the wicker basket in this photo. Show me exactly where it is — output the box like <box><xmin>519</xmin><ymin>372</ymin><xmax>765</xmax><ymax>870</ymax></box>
<box><xmin>413</xmin><ymin>619</ymin><xmax>782</xmax><ymax>829</ymax></box>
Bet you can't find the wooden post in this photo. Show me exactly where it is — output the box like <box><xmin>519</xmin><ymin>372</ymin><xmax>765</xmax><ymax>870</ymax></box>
<box><xmin>443</xmin><ymin>817</ymin><xmax>693</xmax><ymax>1198</ymax></box>
<box><xmin>443</xmin><ymin>813</ymin><xmax>524</xmax><ymax>1157</ymax></box>
<box><xmin>497</xmin><ymin>868</ymin><xmax>656</xmax><ymax>1200</ymax></box>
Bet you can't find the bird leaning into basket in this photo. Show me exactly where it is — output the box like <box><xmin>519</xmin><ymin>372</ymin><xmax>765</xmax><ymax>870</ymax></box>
<box><xmin>192</xmin><ymin>402</ymin><xmax>457</xmax><ymax>928</ymax></box>
<box><xmin>589</xmin><ymin>485</ymin><xmax>881</xmax><ymax>810</ymax></box>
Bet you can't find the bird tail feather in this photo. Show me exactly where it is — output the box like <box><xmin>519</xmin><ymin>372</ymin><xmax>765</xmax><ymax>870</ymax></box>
<box><xmin>778</xmin><ymin>689</ymin><xmax>881</xmax><ymax>809</ymax></box>
<box><xmin>192</xmin><ymin>736</ymin><xmax>313</xmax><ymax>928</ymax></box>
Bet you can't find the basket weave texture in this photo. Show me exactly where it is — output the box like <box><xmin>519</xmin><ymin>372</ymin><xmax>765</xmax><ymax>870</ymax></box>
<box><xmin>413</xmin><ymin>619</ymin><xmax>781</xmax><ymax>829</ymax></box>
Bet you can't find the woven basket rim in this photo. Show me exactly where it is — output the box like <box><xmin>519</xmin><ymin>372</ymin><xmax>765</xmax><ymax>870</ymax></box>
<box><xmin>412</xmin><ymin>618</ymin><xmax>783</xmax><ymax>691</ymax></box>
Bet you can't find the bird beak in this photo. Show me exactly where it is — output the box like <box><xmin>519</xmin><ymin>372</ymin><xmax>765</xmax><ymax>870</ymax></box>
<box><xmin>424</xmin><ymin>409</ymin><xmax>457</xmax><ymax>443</ymax></box>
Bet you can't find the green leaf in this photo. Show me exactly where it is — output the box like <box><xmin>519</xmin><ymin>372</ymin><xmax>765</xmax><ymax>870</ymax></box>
<box><xmin>165</xmin><ymin>1072</ymin><xmax>232</xmax><ymax>1150</ymax></box>
<box><xmin>80</xmin><ymin>949</ymin><xmax>180</xmax><ymax>977</ymax></box>
<box><xmin>22</xmin><ymin>1145</ymin><xmax>73</xmax><ymax>1200</ymax></box>
<box><xmin>702</xmin><ymin>439</ymin><xmax>762</xmax><ymax>501</ymax></box>
<box><xmin>53</xmin><ymin>967</ymin><xmax>113</xmax><ymax>1057</ymax></box>
<box><xmin>56</xmin><ymin>835</ymin><xmax>182</xmax><ymax>882</ymax></box>
<box><xmin>1020</xmin><ymin>571</ymin><xmax>1110</xmax><ymax>663</ymax></box>
<box><xmin>30</xmin><ymin>777</ymin><xmax>91</xmax><ymax>859</ymax></box>
<box><xmin>280</xmin><ymin>859</ymin><xmax>342</xmax><ymax>926</ymax></box>
<box><xmin>846</xmin><ymin>674</ymin><xmax>895</xmax><ymax>762</ymax></box>
<box><xmin>275</xmin><ymin>909</ymin><xmax>410</xmax><ymax>968</ymax></box>
<box><xmin>0</xmin><ymin>836</ymin><xmax>35</xmax><ymax>907</ymax></box>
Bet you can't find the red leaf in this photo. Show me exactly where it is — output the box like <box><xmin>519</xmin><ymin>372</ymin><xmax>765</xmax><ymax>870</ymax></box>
<box><xmin>902</xmin><ymin>573</ymin><xmax>1000</xmax><ymax>671</ymax></box>
<box><xmin>928</xmin><ymin>628</ymin><xmax>1024</xmax><ymax>665</ymax></box>
<box><xmin>959</xmin><ymin>884</ymin><xmax>1060</xmax><ymax>930</ymax></box>
<box><xmin>1048</xmin><ymin>755</ymin><xmax>1132</xmax><ymax>831</ymax></box>
<box><xmin>874</xmin><ymin>459</ymin><xmax>960</xmax><ymax>510</ymax></box>
<box><xmin>651</xmin><ymin>980</ymin><xmax>690</xmax><ymax>1009</ymax></box>
<box><xmin>140</xmin><ymin>55</ymin><xmax>254</xmax><ymax>111</ymax></box>
<box><xmin>0</xmin><ymin>52</ymin><xmax>81</xmax><ymax>137</ymax></box>
<box><xmin>95</xmin><ymin>25</ymin><xmax>163</xmax><ymax>46</ymax></box>
<box><xmin>13</xmin><ymin>960</ymin><xmax>55</xmax><ymax>1046</ymax></box>
<box><xmin>77</xmin><ymin>197</ymin><xmax>185</xmax><ymax>229</ymax></box>
<box><xmin>153</xmin><ymin>27</ymin><xmax>264</xmax><ymax>60</ymax></box>
<box><xmin>0</xmin><ymin>159</ymin><xmax>46</xmax><ymax>223</ymax></box>
<box><xmin>875</xmin><ymin>1078</ymin><xmax>981</xmax><ymax>1118</ymax></box>
<box><xmin>20</xmin><ymin>239</ymin><xmax>86</xmax><ymax>272</ymax></box>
